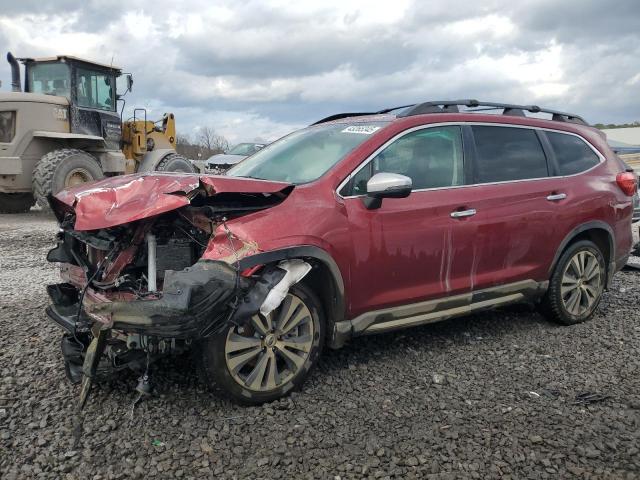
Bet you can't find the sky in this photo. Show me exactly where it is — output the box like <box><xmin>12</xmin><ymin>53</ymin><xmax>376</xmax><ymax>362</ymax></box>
<box><xmin>0</xmin><ymin>0</ymin><xmax>638</xmax><ymax>144</ymax></box>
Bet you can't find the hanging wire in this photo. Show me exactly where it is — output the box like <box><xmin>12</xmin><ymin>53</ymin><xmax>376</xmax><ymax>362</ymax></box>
<box><xmin>73</xmin><ymin>245</ymin><xmax>117</xmax><ymax>349</ymax></box>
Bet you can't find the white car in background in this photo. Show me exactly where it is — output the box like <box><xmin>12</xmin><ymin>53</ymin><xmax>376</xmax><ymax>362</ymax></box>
<box><xmin>205</xmin><ymin>143</ymin><xmax>266</xmax><ymax>173</ymax></box>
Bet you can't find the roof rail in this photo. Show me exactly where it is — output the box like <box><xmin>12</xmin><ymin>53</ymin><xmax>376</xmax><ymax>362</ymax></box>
<box><xmin>398</xmin><ymin>99</ymin><xmax>588</xmax><ymax>125</ymax></box>
<box><xmin>311</xmin><ymin>112</ymin><xmax>375</xmax><ymax>125</ymax></box>
<box><xmin>311</xmin><ymin>100</ymin><xmax>588</xmax><ymax>126</ymax></box>
<box><xmin>310</xmin><ymin>105</ymin><xmax>414</xmax><ymax>125</ymax></box>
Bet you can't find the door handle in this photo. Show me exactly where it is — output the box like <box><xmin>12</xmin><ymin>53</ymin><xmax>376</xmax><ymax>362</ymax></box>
<box><xmin>546</xmin><ymin>193</ymin><xmax>567</xmax><ymax>201</ymax></box>
<box><xmin>450</xmin><ymin>208</ymin><xmax>476</xmax><ymax>218</ymax></box>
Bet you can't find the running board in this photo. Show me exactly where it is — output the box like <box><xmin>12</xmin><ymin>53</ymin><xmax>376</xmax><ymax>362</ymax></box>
<box><xmin>364</xmin><ymin>292</ymin><xmax>525</xmax><ymax>333</ymax></box>
<box><xmin>329</xmin><ymin>280</ymin><xmax>547</xmax><ymax>347</ymax></box>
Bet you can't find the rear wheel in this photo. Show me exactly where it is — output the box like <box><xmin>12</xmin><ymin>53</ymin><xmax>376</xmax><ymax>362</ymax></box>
<box><xmin>540</xmin><ymin>240</ymin><xmax>605</xmax><ymax>325</ymax></box>
<box><xmin>155</xmin><ymin>153</ymin><xmax>197</xmax><ymax>173</ymax></box>
<box><xmin>199</xmin><ymin>283</ymin><xmax>324</xmax><ymax>404</ymax></box>
<box><xmin>0</xmin><ymin>192</ymin><xmax>35</xmax><ymax>213</ymax></box>
<box><xmin>32</xmin><ymin>148</ymin><xmax>104</xmax><ymax>208</ymax></box>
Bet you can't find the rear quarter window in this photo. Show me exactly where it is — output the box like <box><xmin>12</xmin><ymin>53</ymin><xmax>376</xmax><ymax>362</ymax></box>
<box><xmin>471</xmin><ymin>126</ymin><xmax>548</xmax><ymax>183</ymax></box>
<box><xmin>546</xmin><ymin>132</ymin><xmax>600</xmax><ymax>175</ymax></box>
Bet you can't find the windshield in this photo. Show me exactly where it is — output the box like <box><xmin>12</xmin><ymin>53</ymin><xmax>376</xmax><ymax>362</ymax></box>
<box><xmin>227</xmin><ymin>122</ymin><xmax>388</xmax><ymax>184</ymax></box>
<box><xmin>28</xmin><ymin>62</ymin><xmax>71</xmax><ymax>98</ymax></box>
<box><xmin>228</xmin><ymin>143</ymin><xmax>263</xmax><ymax>155</ymax></box>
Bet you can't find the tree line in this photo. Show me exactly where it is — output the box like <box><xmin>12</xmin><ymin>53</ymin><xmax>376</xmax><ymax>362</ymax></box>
<box><xmin>594</xmin><ymin>121</ymin><xmax>640</xmax><ymax>130</ymax></box>
<box><xmin>175</xmin><ymin>126</ymin><xmax>230</xmax><ymax>160</ymax></box>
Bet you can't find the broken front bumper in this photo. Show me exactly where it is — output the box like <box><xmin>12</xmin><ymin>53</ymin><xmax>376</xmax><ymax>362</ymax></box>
<box><xmin>46</xmin><ymin>260</ymin><xmax>247</xmax><ymax>339</ymax></box>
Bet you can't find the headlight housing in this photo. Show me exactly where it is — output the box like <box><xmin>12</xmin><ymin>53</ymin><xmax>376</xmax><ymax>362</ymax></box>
<box><xmin>0</xmin><ymin>111</ymin><xmax>16</xmax><ymax>143</ymax></box>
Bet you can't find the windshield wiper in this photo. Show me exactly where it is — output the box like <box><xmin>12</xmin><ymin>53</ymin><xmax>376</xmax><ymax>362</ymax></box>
<box><xmin>235</xmin><ymin>174</ymin><xmax>265</xmax><ymax>181</ymax></box>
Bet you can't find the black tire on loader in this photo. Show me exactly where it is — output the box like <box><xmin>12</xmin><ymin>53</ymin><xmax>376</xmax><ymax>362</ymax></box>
<box><xmin>155</xmin><ymin>153</ymin><xmax>197</xmax><ymax>173</ymax></box>
<box><xmin>0</xmin><ymin>192</ymin><xmax>35</xmax><ymax>213</ymax></box>
<box><xmin>32</xmin><ymin>148</ymin><xmax>104</xmax><ymax>208</ymax></box>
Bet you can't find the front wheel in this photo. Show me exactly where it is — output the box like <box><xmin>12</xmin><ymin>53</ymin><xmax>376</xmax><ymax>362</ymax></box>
<box><xmin>540</xmin><ymin>240</ymin><xmax>606</xmax><ymax>325</ymax></box>
<box><xmin>199</xmin><ymin>283</ymin><xmax>325</xmax><ymax>404</ymax></box>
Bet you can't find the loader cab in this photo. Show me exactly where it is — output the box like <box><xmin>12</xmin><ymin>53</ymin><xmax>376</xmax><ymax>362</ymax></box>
<box><xmin>22</xmin><ymin>56</ymin><xmax>124</xmax><ymax>149</ymax></box>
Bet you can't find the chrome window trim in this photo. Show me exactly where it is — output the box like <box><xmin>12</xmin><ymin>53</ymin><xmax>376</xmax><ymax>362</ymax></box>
<box><xmin>336</xmin><ymin>121</ymin><xmax>606</xmax><ymax>199</ymax></box>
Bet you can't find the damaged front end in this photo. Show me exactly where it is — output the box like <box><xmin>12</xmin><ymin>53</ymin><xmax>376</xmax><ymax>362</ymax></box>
<box><xmin>45</xmin><ymin>174</ymin><xmax>303</xmax><ymax>418</ymax></box>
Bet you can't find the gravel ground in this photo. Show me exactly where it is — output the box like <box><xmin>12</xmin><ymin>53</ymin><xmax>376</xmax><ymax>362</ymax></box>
<box><xmin>1</xmin><ymin>212</ymin><xmax>639</xmax><ymax>479</ymax></box>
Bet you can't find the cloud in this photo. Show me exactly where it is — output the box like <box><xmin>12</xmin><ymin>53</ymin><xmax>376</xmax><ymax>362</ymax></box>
<box><xmin>0</xmin><ymin>0</ymin><xmax>638</xmax><ymax>144</ymax></box>
<box><xmin>174</xmin><ymin>5</ymin><xmax>419</xmax><ymax>79</ymax></box>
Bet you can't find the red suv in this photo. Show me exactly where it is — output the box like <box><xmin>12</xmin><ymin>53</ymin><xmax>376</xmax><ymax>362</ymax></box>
<box><xmin>47</xmin><ymin>100</ymin><xmax>636</xmax><ymax>405</ymax></box>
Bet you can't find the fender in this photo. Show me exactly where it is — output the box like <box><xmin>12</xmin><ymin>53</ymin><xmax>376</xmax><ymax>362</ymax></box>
<box><xmin>548</xmin><ymin>220</ymin><xmax>615</xmax><ymax>286</ymax></box>
<box><xmin>31</xmin><ymin>133</ymin><xmax>125</xmax><ymax>174</ymax></box>
<box><xmin>32</xmin><ymin>131</ymin><xmax>105</xmax><ymax>143</ymax></box>
<box><xmin>238</xmin><ymin>245</ymin><xmax>347</xmax><ymax>345</ymax></box>
<box><xmin>137</xmin><ymin>148</ymin><xmax>175</xmax><ymax>172</ymax></box>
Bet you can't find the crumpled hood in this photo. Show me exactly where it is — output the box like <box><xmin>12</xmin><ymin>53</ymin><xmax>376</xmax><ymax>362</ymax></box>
<box><xmin>53</xmin><ymin>172</ymin><xmax>292</xmax><ymax>231</ymax></box>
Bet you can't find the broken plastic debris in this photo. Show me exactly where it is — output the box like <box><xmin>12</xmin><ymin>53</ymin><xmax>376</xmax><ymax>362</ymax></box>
<box><xmin>623</xmin><ymin>254</ymin><xmax>640</xmax><ymax>271</ymax></box>
<box><xmin>528</xmin><ymin>391</ymin><xmax>541</xmax><ymax>398</ymax></box>
<box><xmin>259</xmin><ymin>259</ymin><xmax>312</xmax><ymax>316</ymax></box>
<box><xmin>541</xmin><ymin>388</ymin><xmax>561</xmax><ymax>398</ymax></box>
<box><xmin>573</xmin><ymin>392</ymin><xmax>610</xmax><ymax>405</ymax></box>
<box><xmin>431</xmin><ymin>373</ymin><xmax>447</xmax><ymax>385</ymax></box>
<box><xmin>135</xmin><ymin>373</ymin><xmax>152</xmax><ymax>396</ymax></box>
<box><xmin>152</xmin><ymin>439</ymin><xmax>165</xmax><ymax>447</ymax></box>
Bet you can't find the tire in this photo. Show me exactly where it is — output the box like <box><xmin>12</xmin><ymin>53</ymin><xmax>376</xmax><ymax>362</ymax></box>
<box><xmin>540</xmin><ymin>240</ymin><xmax>606</xmax><ymax>325</ymax></box>
<box><xmin>155</xmin><ymin>153</ymin><xmax>197</xmax><ymax>173</ymax></box>
<box><xmin>32</xmin><ymin>149</ymin><xmax>104</xmax><ymax>208</ymax></box>
<box><xmin>0</xmin><ymin>192</ymin><xmax>35</xmax><ymax>213</ymax></box>
<box><xmin>199</xmin><ymin>282</ymin><xmax>325</xmax><ymax>404</ymax></box>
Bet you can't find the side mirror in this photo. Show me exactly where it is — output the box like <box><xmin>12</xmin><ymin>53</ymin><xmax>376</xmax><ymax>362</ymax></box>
<box><xmin>363</xmin><ymin>172</ymin><xmax>412</xmax><ymax>209</ymax></box>
<box><xmin>126</xmin><ymin>74</ymin><xmax>133</xmax><ymax>92</ymax></box>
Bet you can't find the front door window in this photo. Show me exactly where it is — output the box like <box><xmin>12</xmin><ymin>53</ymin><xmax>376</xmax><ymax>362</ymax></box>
<box><xmin>348</xmin><ymin>126</ymin><xmax>464</xmax><ymax>195</ymax></box>
<box><xmin>75</xmin><ymin>67</ymin><xmax>115</xmax><ymax>111</ymax></box>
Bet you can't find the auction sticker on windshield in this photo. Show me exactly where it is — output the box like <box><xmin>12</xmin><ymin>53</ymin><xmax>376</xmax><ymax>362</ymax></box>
<box><xmin>341</xmin><ymin>125</ymin><xmax>381</xmax><ymax>134</ymax></box>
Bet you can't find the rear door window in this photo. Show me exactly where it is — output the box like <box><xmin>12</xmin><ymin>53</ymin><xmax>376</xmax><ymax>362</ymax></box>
<box><xmin>471</xmin><ymin>126</ymin><xmax>548</xmax><ymax>183</ymax></box>
<box><xmin>546</xmin><ymin>132</ymin><xmax>600</xmax><ymax>175</ymax></box>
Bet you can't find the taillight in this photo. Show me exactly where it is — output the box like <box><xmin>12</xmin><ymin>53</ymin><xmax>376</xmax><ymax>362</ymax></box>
<box><xmin>616</xmin><ymin>171</ymin><xmax>638</xmax><ymax>196</ymax></box>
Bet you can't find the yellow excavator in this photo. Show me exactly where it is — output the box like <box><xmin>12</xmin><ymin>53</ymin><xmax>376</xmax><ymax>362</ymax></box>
<box><xmin>120</xmin><ymin>109</ymin><xmax>190</xmax><ymax>174</ymax></box>
<box><xmin>0</xmin><ymin>52</ymin><xmax>195</xmax><ymax>212</ymax></box>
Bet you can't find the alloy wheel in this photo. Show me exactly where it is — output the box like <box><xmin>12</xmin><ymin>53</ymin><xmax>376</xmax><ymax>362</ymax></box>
<box><xmin>560</xmin><ymin>250</ymin><xmax>602</xmax><ymax>316</ymax></box>
<box><xmin>224</xmin><ymin>293</ymin><xmax>314</xmax><ymax>392</ymax></box>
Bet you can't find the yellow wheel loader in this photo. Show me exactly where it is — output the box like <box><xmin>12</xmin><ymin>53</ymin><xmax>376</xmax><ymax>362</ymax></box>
<box><xmin>0</xmin><ymin>52</ymin><xmax>195</xmax><ymax>213</ymax></box>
